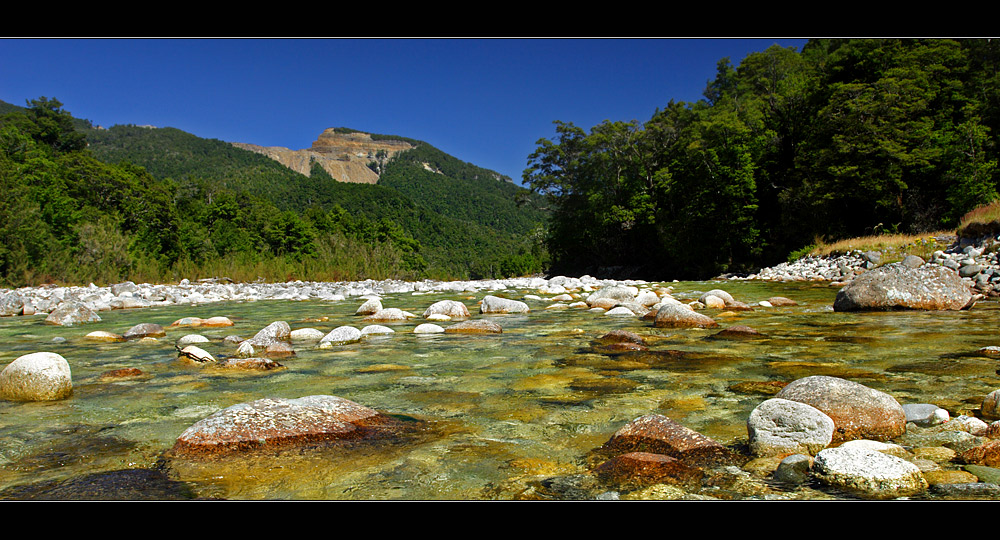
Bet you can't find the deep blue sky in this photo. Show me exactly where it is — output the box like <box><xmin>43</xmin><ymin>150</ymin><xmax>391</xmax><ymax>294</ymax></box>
<box><xmin>1</xmin><ymin>38</ymin><xmax>809</xmax><ymax>183</ymax></box>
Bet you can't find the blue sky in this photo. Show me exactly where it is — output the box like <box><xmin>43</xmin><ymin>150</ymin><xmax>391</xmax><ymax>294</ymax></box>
<box><xmin>0</xmin><ymin>38</ymin><xmax>809</xmax><ymax>183</ymax></box>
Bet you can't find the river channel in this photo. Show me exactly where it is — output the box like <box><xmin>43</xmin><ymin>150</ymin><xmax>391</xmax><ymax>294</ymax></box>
<box><xmin>1</xmin><ymin>279</ymin><xmax>998</xmax><ymax>500</ymax></box>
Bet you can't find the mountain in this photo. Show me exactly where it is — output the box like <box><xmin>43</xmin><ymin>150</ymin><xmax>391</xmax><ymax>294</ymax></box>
<box><xmin>80</xmin><ymin>119</ymin><xmax>549</xmax><ymax>280</ymax></box>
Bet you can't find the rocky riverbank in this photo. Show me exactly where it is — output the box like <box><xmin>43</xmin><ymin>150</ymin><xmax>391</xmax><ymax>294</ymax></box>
<box><xmin>0</xmin><ymin>275</ymin><xmax>649</xmax><ymax>324</ymax></box>
<box><xmin>737</xmin><ymin>233</ymin><xmax>1000</xmax><ymax>298</ymax></box>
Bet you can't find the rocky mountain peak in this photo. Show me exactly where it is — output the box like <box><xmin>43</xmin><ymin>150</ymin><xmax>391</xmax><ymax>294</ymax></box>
<box><xmin>232</xmin><ymin>128</ymin><xmax>415</xmax><ymax>184</ymax></box>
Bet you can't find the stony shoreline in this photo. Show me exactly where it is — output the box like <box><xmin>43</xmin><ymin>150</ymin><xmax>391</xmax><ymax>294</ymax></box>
<box><xmin>0</xmin><ymin>234</ymin><xmax>997</xmax><ymax>322</ymax></box>
<box><xmin>0</xmin><ymin>274</ymin><xmax>652</xmax><ymax>322</ymax></box>
<box><xmin>731</xmin><ymin>234</ymin><xmax>1000</xmax><ymax>298</ymax></box>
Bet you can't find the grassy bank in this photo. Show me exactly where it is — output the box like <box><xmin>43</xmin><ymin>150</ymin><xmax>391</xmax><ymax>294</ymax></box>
<box><xmin>789</xmin><ymin>200</ymin><xmax>1000</xmax><ymax>263</ymax></box>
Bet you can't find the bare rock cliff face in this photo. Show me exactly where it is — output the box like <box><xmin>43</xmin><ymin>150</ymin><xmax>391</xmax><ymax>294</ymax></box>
<box><xmin>232</xmin><ymin>129</ymin><xmax>414</xmax><ymax>184</ymax></box>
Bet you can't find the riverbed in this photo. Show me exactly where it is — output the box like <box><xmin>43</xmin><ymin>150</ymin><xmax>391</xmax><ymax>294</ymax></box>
<box><xmin>1</xmin><ymin>279</ymin><xmax>998</xmax><ymax>500</ymax></box>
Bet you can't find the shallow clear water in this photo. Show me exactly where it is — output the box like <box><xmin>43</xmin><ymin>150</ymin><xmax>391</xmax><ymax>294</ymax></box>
<box><xmin>1</xmin><ymin>280</ymin><xmax>998</xmax><ymax>500</ymax></box>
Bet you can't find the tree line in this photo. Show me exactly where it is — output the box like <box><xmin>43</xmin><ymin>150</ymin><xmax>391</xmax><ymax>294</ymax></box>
<box><xmin>0</xmin><ymin>98</ymin><xmax>548</xmax><ymax>287</ymax></box>
<box><xmin>523</xmin><ymin>39</ymin><xmax>1000</xmax><ymax>279</ymax></box>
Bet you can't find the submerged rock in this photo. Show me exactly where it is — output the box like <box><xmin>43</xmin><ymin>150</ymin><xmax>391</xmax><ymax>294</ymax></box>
<box><xmin>215</xmin><ymin>357</ymin><xmax>284</xmax><ymax>371</ymax></box>
<box><xmin>0</xmin><ymin>468</ymin><xmax>196</xmax><ymax>501</ymax></box>
<box><xmin>600</xmin><ymin>414</ymin><xmax>739</xmax><ymax>468</ymax></box>
<box><xmin>445</xmin><ymin>320</ymin><xmax>502</xmax><ymax>334</ymax></box>
<box><xmin>169</xmin><ymin>395</ymin><xmax>411</xmax><ymax>457</ymax></box>
<box><xmin>594</xmin><ymin>451</ymin><xmax>703</xmax><ymax>487</ymax></box>
<box><xmin>833</xmin><ymin>263</ymin><xmax>975</xmax><ymax>311</ymax></box>
<box><xmin>0</xmin><ymin>352</ymin><xmax>73</xmax><ymax>401</ymax></box>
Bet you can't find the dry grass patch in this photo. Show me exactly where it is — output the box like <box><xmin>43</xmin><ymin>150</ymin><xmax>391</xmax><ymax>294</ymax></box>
<box><xmin>957</xmin><ymin>200</ymin><xmax>1000</xmax><ymax>238</ymax></box>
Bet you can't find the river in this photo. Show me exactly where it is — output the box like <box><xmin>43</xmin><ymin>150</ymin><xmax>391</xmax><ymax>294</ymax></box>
<box><xmin>1</xmin><ymin>279</ymin><xmax>997</xmax><ymax>500</ymax></box>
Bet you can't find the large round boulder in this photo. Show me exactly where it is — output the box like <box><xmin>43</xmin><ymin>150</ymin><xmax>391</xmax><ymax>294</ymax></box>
<box><xmin>747</xmin><ymin>398</ymin><xmax>835</xmax><ymax>457</ymax></box>
<box><xmin>479</xmin><ymin>295</ymin><xmax>530</xmax><ymax>314</ymax></box>
<box><xmin>168</xmin><ymin>395</ymin><xmax>408</xmax><ymax>457</ymax></box>
<box><xmin>0</xmin><ymin>352</ymin><xmax>73</xmax><ymax>401</ymax></box>
<box><xmin>586</xmin><ymin>286</ymin><xmax>637</xmax><ymax>308</ymax></box>
<box><xmin>422</xmin><ymin>300</ymin><xmax>470</xmax><ymax>319</ymax></box>
<box><xmin>652</xmin><ymin>303</ymin><xmax>719</xmax><ymax>329</ymax></box>
<box><xmin>833</xmin><ymin>263</ymin><xmax>975</xmax><ymax>311</ymax></box>
<box><xmin>246</xmin><ymin>321</ymin><xmax>291</xmax><ymax>347</ymax></box>
<box><xmin>123</xmin><ymin>323</ymin><xmax>166</xmax><ymax>340</ymax></box>
<box><xmin>775</xmin><ymin>376</ymin><xmax>906</xmax><ymax>443</ymax></box>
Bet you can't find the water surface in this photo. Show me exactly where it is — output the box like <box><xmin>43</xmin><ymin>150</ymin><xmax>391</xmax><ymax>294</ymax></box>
<box><xmin>1</xmin><ymin>280</ymin><xmax>997</xmax><ymax>500</ymax></box>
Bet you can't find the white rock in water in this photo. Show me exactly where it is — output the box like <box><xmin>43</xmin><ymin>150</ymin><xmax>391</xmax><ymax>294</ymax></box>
<box><xmin>236</xmin><ymin>341</ymin><xmax>255</xmax><ymax>358</ymax></box>
<box><xmin>177</xmin><ymin>334</ymin><xmax>210</xmax><ymax>347</ymax></box>
<box><xmin>413</xmin><ymin>323</ymin><xmax>445</xmax><ymax>334</ymax></box>
<box><xmin>480</xmin><ymin>295</ymin><xmax>530</xmax><ymax>314</ymax></box>
<box><xmin>355</xmin><ymin>298</ymin><xmax>383</xmax><ymax>315</ymax></box>
<box><xmin>320</xmin><ymin>326</ymin><xmax>362</xmax><ymax>345</ymax></box>
<box><xmin>747</xmin><ymin>398</ymin><xmax>835</xmax><ymax>457</ymax></box>
<box><xmin>179</xmin><ymin>345</ymin><xmax>214</xmax><ymax>363</ymax></box>
<box><xmin>0</xmin><ymin>352</ymin><xmax>73</xmax><ymax>401</ymax></box>
<box><xmin>812</xmin><ymin>446</ymin><xmax>928</xmax><ymax>499</ymax></box>
<box><xmin>360</xmin><ymin>325</ymin><xmax>395</xmax><ymax>336</ymax></box>
<box><xmin>290</xmin><ymin>328</ymin><xmax>325</xmax><ymax>342</ymax></box>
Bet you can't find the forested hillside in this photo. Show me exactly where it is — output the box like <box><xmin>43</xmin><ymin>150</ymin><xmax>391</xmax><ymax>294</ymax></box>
<box><xmin>0</xmin><ymin>99</ymin><xmax>548</xmax><ymax>287</ymax></box>
<box><xmin>525</xmin><ymin>38</ymin><xmax>1000</xmax><ymax>279</ymax></box>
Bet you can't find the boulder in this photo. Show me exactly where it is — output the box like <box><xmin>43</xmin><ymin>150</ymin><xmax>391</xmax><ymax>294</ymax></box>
<box><xmin>290</xmin><ymin>328</ymin><xmax>325</xmax><ymax>342</ymax></box>
<box><xmin>200</xmin><ymin>316</ymin><xmax>234</xmax><ymax>327</ymax></box>
<box><xmin>775</xmin><ymin>375</ymin><xmax>906</xmax><ymax>443</ymax></box>
<box><xmin>698</xmin><ymin>289</ymin><xmax>735</xmax><ymax>305</ymax></box>
<box><xmin>0</xmin><ymin>352</ymin><xmax>73</xmax><ymax>401</ymax></box>
<box><xmin>0</xmin><ymin>291</ymin><xmax>24</xmax><ymax>316</ymax></box>
<box><xmin>652</xmin><ymin>304</ymin><xmax>719</xmax><ymax>329</ymax></box>
<box><xmin>176</xmin><ymin>334</ymin><xmax>210</xmax><ymax>347</ymax></box>
<box><xmin>319</xmin><ymin>326</ymin><xmax>362</xmax><ymax>345</ymax></box>
<box><xmin>594</xmin><ymin>451</ymin><xmax>703</xmax><ymax>487</ymax></box>
<box><xmin>445</xmin><ymin>320</ymin><xmax>502</xmax><ymax>334</ymax></box>
<box><xmin>215</xmin><ymin>357</ymin><xmax>284</xmax><ymax>371</ymax></box>
<box><xmin>168</xmin><ymin>395</ymin><xmax>406</xmax><ymax>457</ymax></box>
<box><xmin>413</xmin><ymin>323</ymin><xmax>445</xmax><ymax>334</ymax></box>
<box><xmin>600</xmin><ymin>414</ymin><xmax>739</xmax><ymax>468</ymax></box>
<box><xmin>85</xmin><ymin>330</ymin><xmax>125</xmax><ymax>342</ymax></box>
<box><xmin>177</xmin><ymin>345</ymin><xmax>214</xmax><ymax>363</ymax></box>
<box><xmin>422</xmin><ymin>300</ymin><xmax>470</xmax><ymax>319</ymax></box>
<box><xmin>44</xmin><ymin>302</ymin><xmax>101</xmax><ymax>326</ymax></box>
<box><xmin>958</xmin><ymin>439</ymin><xmax>1000</xmax><ymax>467</ymax></box>
<box><xmin>747</xmin><ymin>398</ymin><xmax>836</xmax><ymax>457</ymax></box>
<box><xmin>362</xmin><ymin>308</ymin><xmax>415</xmax><ymax>322</ymax></box>
<box><xmin>586</xmin><ymin>286</ymin><xmax>637</xmax><ymax>307</ymax></box>
<box><xmin>479</xmin><ymin>295</ymin><xmax>530</xmax><ymax>314</ymax></box>
<box><xmin>360</xmin><ymin>325</ymin><xmax>395</xmax><ymax>337</ymax></box>
<box><xmin>110</xmin><ymin>281</ymin><xmax>138</xmax><ymax>296</ymax></box>
<box><xmin>833</xmin><ymin>263</ymin><xmax>975</xmax><ymax>311</ymax></box>
<box><xmin>355</xmin><ymin>298</ymin><xmax>383</xmax><ymax>315</ymax></box>
<box><xmin>123</xmin><ymin>323</ymin><xmax>166</xmax><ymax>339</ymax></box>
<box><xmin>812</xmin><ymin>445</ymin><xmax>928</xmax><ymax>500</ymax></box>
<box><xmin>246</xmin><ymin>321</ymin><xmax>291</xmax><ymax>347</ymax></box>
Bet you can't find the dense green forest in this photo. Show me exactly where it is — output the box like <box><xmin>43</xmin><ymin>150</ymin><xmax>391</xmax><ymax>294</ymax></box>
<box><xmin>524</xmin><ymin>38</ymin><xmax>1000</xmax><ymax>279</ymax></box>
<box><xmin>0</xmin><ymin>98</ymin><xmax>548</xmax><ymax>287</ymax></box>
